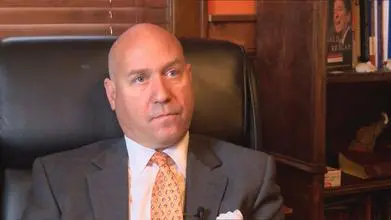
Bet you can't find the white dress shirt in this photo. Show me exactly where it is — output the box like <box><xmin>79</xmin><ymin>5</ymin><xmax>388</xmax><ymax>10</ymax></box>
<box><xmin>125</xmin><ymin>132</ymin><xmax>189</xmax><ymax>220</ymax></box>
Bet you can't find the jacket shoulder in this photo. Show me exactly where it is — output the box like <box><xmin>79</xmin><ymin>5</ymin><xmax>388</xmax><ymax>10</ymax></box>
<box><xmin>38</xmin><ymin>138</ymin><xmax>124</xmax><ymax>170</ymax></box>
<box><xmin>191</xmin><ymin>134</ymin><xmax>270</xmax><ymax>162</ymax></box>
<box><xmin>190</xmin><ymin>134</ymin><xmax>271</xmax><ymax>174</ymax></box>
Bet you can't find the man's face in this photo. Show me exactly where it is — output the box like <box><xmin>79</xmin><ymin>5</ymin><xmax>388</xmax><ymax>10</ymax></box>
<box><xmin>105</xmin><ymin>39</ymin><xmax>194</xmax><ymax>149</ymax></box>
<box><xmin>333</xmin><ymin>0</ymin><xmax>350</xmax><ymax>33</ymax></box>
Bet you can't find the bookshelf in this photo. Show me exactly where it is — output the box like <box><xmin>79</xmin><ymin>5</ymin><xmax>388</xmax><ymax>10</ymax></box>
<box><xmin>256</xmin><ymin>0</ymin><xmax>391</xmax><ymax>219</ymax></box>
<box><xmin>324</xmin><ymin>173</ymin><xmax>391</xmax><ymax>198</ymax></box>
<box><xmin>327</xmin><ymin>71</ymin><xmax>391</xmax><ymax>83</ymax></box>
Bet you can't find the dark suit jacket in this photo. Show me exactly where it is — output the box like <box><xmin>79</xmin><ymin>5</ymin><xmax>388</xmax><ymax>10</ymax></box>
<box><xmin>22</xmin><ymin>134</ymin><xmax>284</xmax><ymax>220</ymax></box>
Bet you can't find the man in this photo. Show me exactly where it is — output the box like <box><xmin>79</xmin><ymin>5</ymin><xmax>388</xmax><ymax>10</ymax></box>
<box><xmin>332</xmin><ymin>0</ymin><xmax>352</xmax><ymax>46</ymax></box>
<box><xmin>327</xmin><ymin>0</ymin><xmax>353</xmax><ymax>68</ymax></box>
<box><xmin>22</xmin><ymin>24</ymin><xmax>283</xmax><ymax>220</ymax></box>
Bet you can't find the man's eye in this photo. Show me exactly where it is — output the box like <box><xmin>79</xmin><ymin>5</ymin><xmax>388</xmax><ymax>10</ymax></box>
<box><xmin>166</xmin><ymin>69</ymin><xmax>178</xmax><ymax>78</ymax></box>
<box><xmin>133</xmin><ymin>75</ymin><xmax>146</xmax><ymax>84</ymax></box>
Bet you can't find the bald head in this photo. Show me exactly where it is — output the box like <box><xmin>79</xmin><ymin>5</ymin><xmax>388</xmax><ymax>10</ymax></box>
<box><xmin>108</xmin><ymin>23</ymin><xmax>184</xmax><ymax>78</ymax></box>
<box><xmin>103</xmin><ymin>23</ymin><xmax>194</xmax><ymax>149</ymax></box>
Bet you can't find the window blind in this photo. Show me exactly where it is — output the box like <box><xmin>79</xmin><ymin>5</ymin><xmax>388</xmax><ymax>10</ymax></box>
<box><xmin>0</xmin><ymin>0</ymin><xmax>171</xmax><ymax>37</ymax></box>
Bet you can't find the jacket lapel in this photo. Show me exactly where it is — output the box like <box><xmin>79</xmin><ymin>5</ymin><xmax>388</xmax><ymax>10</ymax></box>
<box><xmin>87</xmin><ymin>139</ymin><xmax>128</xmax><ymax>220</ymax></box>
<box><xmin>185</xmin><ymin>135</ymin><xmax>228</xmax><ymax>219</ymax></box>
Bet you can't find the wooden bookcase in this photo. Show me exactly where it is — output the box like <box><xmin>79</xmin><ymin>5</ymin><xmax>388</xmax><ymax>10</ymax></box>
<box><xmin>256</xmin><ymin>1</ymin><xmax>391</xmax><ymax>220</ymax></box>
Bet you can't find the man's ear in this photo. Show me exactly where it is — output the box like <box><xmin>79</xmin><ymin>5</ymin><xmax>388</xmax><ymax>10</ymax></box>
<box><xmin>186</xmin><ymin>63</ymin><xmax>192</xmax><ymax>82</ymax></box>
<box><xmin>104</xmin><ymin>77</ymin><xmax>116</xmax><ymax>110</ymax></box>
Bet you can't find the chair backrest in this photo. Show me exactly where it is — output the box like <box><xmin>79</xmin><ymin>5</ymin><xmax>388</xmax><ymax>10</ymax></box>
<box><xmin>0</xmin><ymin>36</ymin><xmax>260</xmax><ymax>220</ymax></box>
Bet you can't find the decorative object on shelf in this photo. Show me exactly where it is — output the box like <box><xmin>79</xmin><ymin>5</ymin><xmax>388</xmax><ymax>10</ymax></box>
<box><xmin>324</xmin><ymin>166</ymin><xmax>341</xmax><ymax>188</ymax></box>
<box><xmin>355</xmin><ymin>61</ymin><xmax>377</xmax><ymax>73</ymax></box>
<box><xmin>348</xmin><ymin>112</ymin><xmax>388</xmax><ymax>152</ymax></box>
<box><xmin>339</xmin><ymin>112</ymin><xmax>391</xmax><ymax>179</ymax></box>
<box><xmin>383</xmin><ymin>59</ymin><xmax>391</xmax><ymax>71</ymax></box>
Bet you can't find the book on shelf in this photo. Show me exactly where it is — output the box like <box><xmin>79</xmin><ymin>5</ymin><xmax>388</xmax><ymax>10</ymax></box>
<box><xmin>327</xmin><ymin>0</ymin><xmax>353</xmax><ymax>71</ymax></box>
<box><xmin>352</xmin><ymin>0</ymin><xmax>361</xmax><ymax>67</ymax></box>
<box><xmin>358</xmin><ymin>0</ymin><xmax>390</xmax><ymax>69</ymax></box>
<box><xmin>328</xmin><ymin>0</ymin><xmax>391</xmax><ymax>71</ymax></box>
<box><xmin>338</xmin><ymin>150</ymin><xmax>391</xmax><ymax>179</ymax></box>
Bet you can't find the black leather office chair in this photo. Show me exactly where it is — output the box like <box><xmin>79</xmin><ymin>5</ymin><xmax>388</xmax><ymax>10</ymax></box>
<box><xmin>0</xmin><ymin>36</ymin><xmax>260</xmax><ymax>220</ymax></box>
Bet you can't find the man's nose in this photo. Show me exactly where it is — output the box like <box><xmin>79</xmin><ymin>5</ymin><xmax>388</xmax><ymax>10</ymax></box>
<box><xmin>152</xmin><ymin>76</ymin><xmax>170</xmax><ymax>104</ymax></box>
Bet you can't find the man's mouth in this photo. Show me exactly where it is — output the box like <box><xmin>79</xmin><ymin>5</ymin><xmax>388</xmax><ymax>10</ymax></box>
<box><xmin>151</xmin><ymin>113</ymin><xmax>178</xmax><ymax>121</ymax></box>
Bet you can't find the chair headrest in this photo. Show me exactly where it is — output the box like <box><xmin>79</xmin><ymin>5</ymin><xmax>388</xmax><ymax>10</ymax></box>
<box><xmin>0</xmin><ymin>36</ymin><xmax>253</xmax><ymax>168</ymax></box>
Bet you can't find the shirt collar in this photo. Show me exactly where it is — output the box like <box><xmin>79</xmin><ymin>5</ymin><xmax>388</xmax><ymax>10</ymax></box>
<box><xmin>125</xmin><ymin>132</ymin><xmax>189</xmax><ymax>177</ymax></box>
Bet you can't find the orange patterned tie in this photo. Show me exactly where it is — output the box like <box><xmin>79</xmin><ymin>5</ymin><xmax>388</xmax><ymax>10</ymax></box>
<box><xmin>150</xmin><ymin>151</ymin><xmax>184</xmax><ymax>220</ymax></box>
<box><xmin>128</xmin><ymin>167</ymin><xmax>132</xmax><ymax>220</ymax></box>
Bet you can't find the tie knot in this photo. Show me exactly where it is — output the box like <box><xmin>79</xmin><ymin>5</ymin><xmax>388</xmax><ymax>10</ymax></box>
<box><xmin>150</xmin><ymin>151</ymin><xmax>174</xmax><ymax>168</ymax></box>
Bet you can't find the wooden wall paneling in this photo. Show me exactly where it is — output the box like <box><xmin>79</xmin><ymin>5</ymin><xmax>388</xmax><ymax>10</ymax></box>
<box><xmin>324</xmin><ymin>194</ymin><xmax>373</xmax><ymax>220</ymax></box>
<box><xmin>256</xmin><ymin>0</ymin><xmax>327</xmax><ymax>164</ymax></box>
<box><xmin>206</xmin><ymin>0</ymin><xmax>256</xmax><ymax>54</ymax></box>
<box><xmin>257</xmin><ymin>1</ymin><xmax>327</xmax><ymax>218</ymax></box>
<box><xmin>201</xmin><ymin>0</ymin><xmax>208</xmax><ymax>38</ymax></box>
<box><xmin>276</xmin><ymin>163</ymin><xmax>324</xmax><ymax>220</ymax></box>
<box><xmin>171</xmin><ymin>0</ymin><xmax>206</xmax><ymax>38</ymax></box>
<box><xmin>373</xmin><ymin>190</ymin><xmax>391</xmax><ymax>219</ymax></box>
<box><xmin>207</xmin><ymin>0</ymin><xmax>256</xmax><ymax>15</ymax></box>
<box><xmin>208</xmin><ymin>21</ymin><xmax>256</xmax><ymax>54</ymax></box>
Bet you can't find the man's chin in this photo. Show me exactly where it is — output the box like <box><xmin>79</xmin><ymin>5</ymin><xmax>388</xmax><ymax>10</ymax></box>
<box><xmin>153</xmin><ymin>129</ymin><xmax>187</xmax><ymax>149</ymax></box>
<box><xmin>334</xmin><ymin>25</ymin><xmax>342</xmax><ymax>33</ymax></box>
